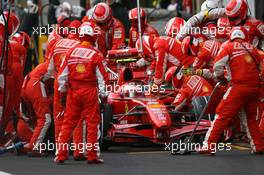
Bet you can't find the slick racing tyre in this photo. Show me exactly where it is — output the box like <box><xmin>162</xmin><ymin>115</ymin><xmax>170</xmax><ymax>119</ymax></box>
<box><xmin>191</xmin><ymin>96</ymin><xmax>215</xmax><ymax>121</ymax></box>
<box><xmin>99</xmin><ymin>103</ymin><xmax>113</xmax><ymax>151</ymax></box>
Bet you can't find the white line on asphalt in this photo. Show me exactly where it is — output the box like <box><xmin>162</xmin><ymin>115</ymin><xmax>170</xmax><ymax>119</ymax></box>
<box><xmin>0</xmin><ymin>171</ymin><xmax>13</xmax><ymax>175</ymax></box>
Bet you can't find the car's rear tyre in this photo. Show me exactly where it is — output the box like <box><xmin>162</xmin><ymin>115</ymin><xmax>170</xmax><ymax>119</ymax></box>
<box><xmin>99</xmin><ymin>103</ymin><xmax>113</xmax><ymax>151</ymax></box>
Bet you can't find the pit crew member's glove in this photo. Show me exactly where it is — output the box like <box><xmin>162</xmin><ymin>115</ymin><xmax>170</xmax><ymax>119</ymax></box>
<box><xmin>60</xmin><ymin>93</ymin><xmax>67</xmax><ymax>107</ymax></box>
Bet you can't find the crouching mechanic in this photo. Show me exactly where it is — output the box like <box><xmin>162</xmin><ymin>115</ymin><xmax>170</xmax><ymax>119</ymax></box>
<box><xmin>200</xmin><ymin>27</ymin><xmax>264</xmax><ymax>155</ymax></box>
<box><xmin>134</xmin><ymin>36</ymin><xmax>195</xmax><ymax>86</ymax></box>
<box><xmin>21</xmin><ymin>62</ymin><xmax>53</xmax><ymax>156</ymax></box>
<box><xmin>180</xmin><ymin>36</ymin><xmax>221</xmax><ymax>85</ymax></box>
<box><xmin>181</xmin><ymin>36</ymin><xmax>221</xmax><ymax>70</ymax></box>
<box><xmin>54</xmin><ymin>22</ymin><xmax>109</xmax><ymax>164</ymax></box>
<box><xmin>165</xmin><ymin>66</ymin><xmax>213</xmax><ymax>111</ymax></box>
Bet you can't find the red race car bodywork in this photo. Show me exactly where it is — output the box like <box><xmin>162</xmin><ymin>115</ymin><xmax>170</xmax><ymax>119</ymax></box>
<box><xmin>100</xmin><ymin>66</ymin><xmax>214</xmax><ymax>150</ymax></box>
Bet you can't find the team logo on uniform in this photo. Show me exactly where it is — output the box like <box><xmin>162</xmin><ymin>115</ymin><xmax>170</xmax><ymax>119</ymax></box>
<box><xmin>257</xmin><ymin>24</ymin><xmax>264</xmax><ymax>35</ymax></box>
<box><xmin>114</xmin><ymin>30</ymin><xmax>122</xmax><ymax>39</ymax></box>
<box><xmin>202</xmin><ymin>86</ymin><xmax>209</xmax><ymax>93</ymax></box>
<box><xmin>132</xmin><ymin>31</ymin><xmax>137</xmax><ymax>41</ymax></box>
<box><xmin>76</xmin><ymin>64</ymin><xmax>86</xmax><ymax>73</ymax></box>
<box><xmin>60</xmin><ymin>54</ymin><xmax>66</xmax><ymax>62</ymax></box>
<box><xmin>257</xmin><ymin>50</ymin><xmax>264</xmax><ymax>56</ymax></box>
<box><xmin>244</xmin><ymin>55</ymin><xmax>252</xmax><ymax>63</ymax></box>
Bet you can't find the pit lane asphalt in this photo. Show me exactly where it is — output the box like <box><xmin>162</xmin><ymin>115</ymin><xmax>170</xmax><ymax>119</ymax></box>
<box><xmin>0</xmin><ymin>146</ymin><xmax>263</xmax><ymax>175</ymax></box>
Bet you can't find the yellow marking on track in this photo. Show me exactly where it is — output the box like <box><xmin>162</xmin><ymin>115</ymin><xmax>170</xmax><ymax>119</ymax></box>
<box><xmin>231</xmin><ymin>145</ymin><xmax>250</xmax><ymax>151</ymax></box>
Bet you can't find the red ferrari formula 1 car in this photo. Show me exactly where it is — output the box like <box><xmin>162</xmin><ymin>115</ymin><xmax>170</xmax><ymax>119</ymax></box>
<box><xmin>99</xmin><ymin>65</ymin><xmax>217</xmax><ymax>150</ymax></box>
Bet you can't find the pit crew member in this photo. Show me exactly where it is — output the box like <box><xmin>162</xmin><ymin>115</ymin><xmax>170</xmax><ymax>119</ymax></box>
<box><xmin>165</xmin><ymin>17</ymin><xmax>186</xmax><ymax>38</ymax></box>
<box><xmin>92</xmin><ymin>2</ymin><xmax>126</xmax><ymax>56</ymax></box>
<box><xmin>177</xmin><ymin>0</ymin><xmax>264</xmax><ymax>50</ymax></box>
<box><xmin>46</xmin><ymin>20</ymin><xmax>81</xmax><ymax>145</ymax></box>
<box><xmin>201</xmin><ymin>27</ymin><xmax>264</xmax><ymax>154</ymax></box>
<box><xmin>44</xmin><ymin>15</ymin><xmax>71</xmax><ymax>61</ymax></box>
<box><xmin>0</xmin><ymin>11</ymin><xmax>20</xmax><ymax>137</ymax></box>
<box><xmin>165</xmin><ymin>66</ymin><xmax>213</xmax><ymax>111</ymax></box>
<box><xmin>21</xmin><ymin>62</ymin><xmax>52</xmax><ymax>155</ymax></box>
<box><xmin>128</xmin><ymin>8</ymin><xmax>159</xmax><ymax>48</ymax></box>
<box><xmin>54</xmin><ymin>22</ymin><xmax>109</xmax><ymax>164</ymax></box>
<box><xmin>135</xmin><ymin>36</ymin><xmax>195</xmax><ymax>86</ymax></box>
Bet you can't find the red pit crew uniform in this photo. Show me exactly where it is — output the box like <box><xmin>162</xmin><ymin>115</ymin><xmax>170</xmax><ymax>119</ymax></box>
<box><xmin>176</xmin><ymin>8</ymin><xmax>225</xmax><ymax>41</ymax></box>
<box><xmin>21</xmin><ymin>63</ymin><xmax>52</xmax><ymax>149</ymax></box>
<box><xmin>220</xmin><ymin>17</ymin><xmax>264</xmax><ymax>49</ymax></box>
<box><xmin>176</xmin><ymin>5</ymin><xmax>264</xmax><ymax>50</ymax></box>
<box><xmin>136</xmin><ymin>36</ymin><xmax>195</xmax><ymax>85</ymax></box>
<box><xmin>45</xmin><ymin>30</ymin><xmax>62</xmax><ymax>61</ymax></box>
<box><xmin>173</xmin><ymin>75</ymin><xmax>213</xmax><ymax>109</ymax></box>
<box><xmin>0</xmin><ymin>44</ymin><xmax>14</xmax><ymax>134</ymax></box>
<box><xmin>0</xmin><ymin>22</ymin><xmax>4</xmax><ymax>48</ymax></box>
<box><xmin>203</xmin><ymin>41</ymin><xmax>264</xmax><ymax>153</ymax></box>
<box><xmin>56</xmin><ymin>44</ymin><xmax>109</xmax><ymax>161</ymax></box>
<box><xmin>47</xmin><ymin>38</ymin><xmax>80</xmax><ymax>143</ymax></box>
<box><xmin>259</xmin><ymin>50</ymin><xmax>264</xmax><ymax>134</ymax></box>
<box><xmin>97</xmin><ymin>18</ymin><xmax>126</xmax><ymax>56</ymax></box>
<box><xmin>242</xmin><ymin>18</ymin><xmax>264</xmax><ymax>50</ymax></box>
<box><xmin>6</xmin><ymin>41</ymin><xmax>27</xmax><ymax>119</ymax></box>
<box><xmin>0</xmin><ymin>12</ymin><xmax>20</xmax><ymax>136</ymax></box>
<box><xmin>128</xmin><ymin>25</ymin><xmax>159</xmax><ymax>48</ymax></box>
<box><xmin>0</xmin><ymin>41</ymin><xmax>26</xmax><ymax>134</ymax></box>
<box><xmin>193</xmin><ymin>40</ymin><xmax>221</xmax><ymax>69</ymax></box>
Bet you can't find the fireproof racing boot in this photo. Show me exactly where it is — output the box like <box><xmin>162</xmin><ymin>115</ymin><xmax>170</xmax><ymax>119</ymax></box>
<box><xmin>197</xmin><ymin>149</ymin><xmax>215</xmax><ymax>156</ymax></box>
<box><xmin>87</xmin><ymin>158</ymin><xmax>104</xmax><ymax>164</ymax></box>
<box><xmin>196</xmin><ymin>145</ymin><xmax>215</xmax><ymax>156</ymax></box>
<box><xmin>54</xmin><ymin>157</ymin><xmax>65</xmax><ymax>164</ymax></box>
<box><xmin>252</xmin><ymin>151</ymin><xmax>263</xmax><ymax>155</ymax></box>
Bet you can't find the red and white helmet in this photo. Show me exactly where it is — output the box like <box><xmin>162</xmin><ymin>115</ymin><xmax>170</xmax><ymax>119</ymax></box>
<box><xmin>57</xmin><ymin>15</ymin><xmax>71</xmax><ymax>37</ymax></box>
<box><xmin>57</xmin><ymin>15</ymin><xmax>71</xmax><ymax>27</ymax></box>
<box><xmin>12</xmin><ymin>31</ymin><xmax>31</xmax><ymax>49</ymax></box>
<box><xmin>216</xmin><ymin>17</ymin><xmax>231</xmax><ymax>39</ymax></box>
<box><xmin>165</xmin><ymin>66</ymin><xmax>184</xmax><ymax>88</ymax></box>
<box><xmin>1</xmin><ymin>11</ymin><xmax>20</xmax><ymax>36</ymax></box>
<box><xmin>79</xmin><ymin>21</ymin><xmax>99</xmax><ymax>44</ymax></box>
<box><xmin>181</xmin><ymin>36</ymin><xmax>199</xmax><ymax>56</ymax></box>
<box><xmin>165</xmin><ymin>17</ymin><xmax>186</xmax><ymax>38</ymax></box>
<box><xmin>69</xmin><ymin>20</ymin><xmax>81</xmax><ymax>29</ymax></box>
<box><xmin>129</xmin><ymin>8</ymin><xmax>146</xmax><ymax>27</ymax></box>
<box><xmin>92</xmin><ymin>3</ymin><xmax>113</xmax><ymax>29</ymax></box>
<box><xmin>135</xmin><ymin>36</ymin><xmax>154</xmax><ymax>59</ymax></box>
<box><xmin>68</xmin><ymin>20</ymin><xmax>81</xmax><ymax>39</ymax></box>
<box><xmin>229</xmin><ymin>26</ymin><xmax>248</xmax><ymax>41</ymax></box>
<box><xmin>225</xmin><ymin>0</ymin><xmax>248</xmax><ymax>26</ymax></box>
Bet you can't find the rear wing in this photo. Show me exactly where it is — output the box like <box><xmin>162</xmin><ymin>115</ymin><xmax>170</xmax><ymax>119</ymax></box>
<box><xmin>107</xmin><ymin>48</ymin><xmax>139</xmax><ymax>63</ymax></box>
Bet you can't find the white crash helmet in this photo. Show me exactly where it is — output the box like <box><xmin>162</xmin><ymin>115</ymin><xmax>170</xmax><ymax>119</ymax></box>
<box><xmin>229</xmin><ymin>26</ymin><xmax>247</xmax><ymax>41</ymax></box>
<box><xmin>201</xmin><ymin>0</ymin><xmax>222</xmax><ymax>11</ymax></box>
